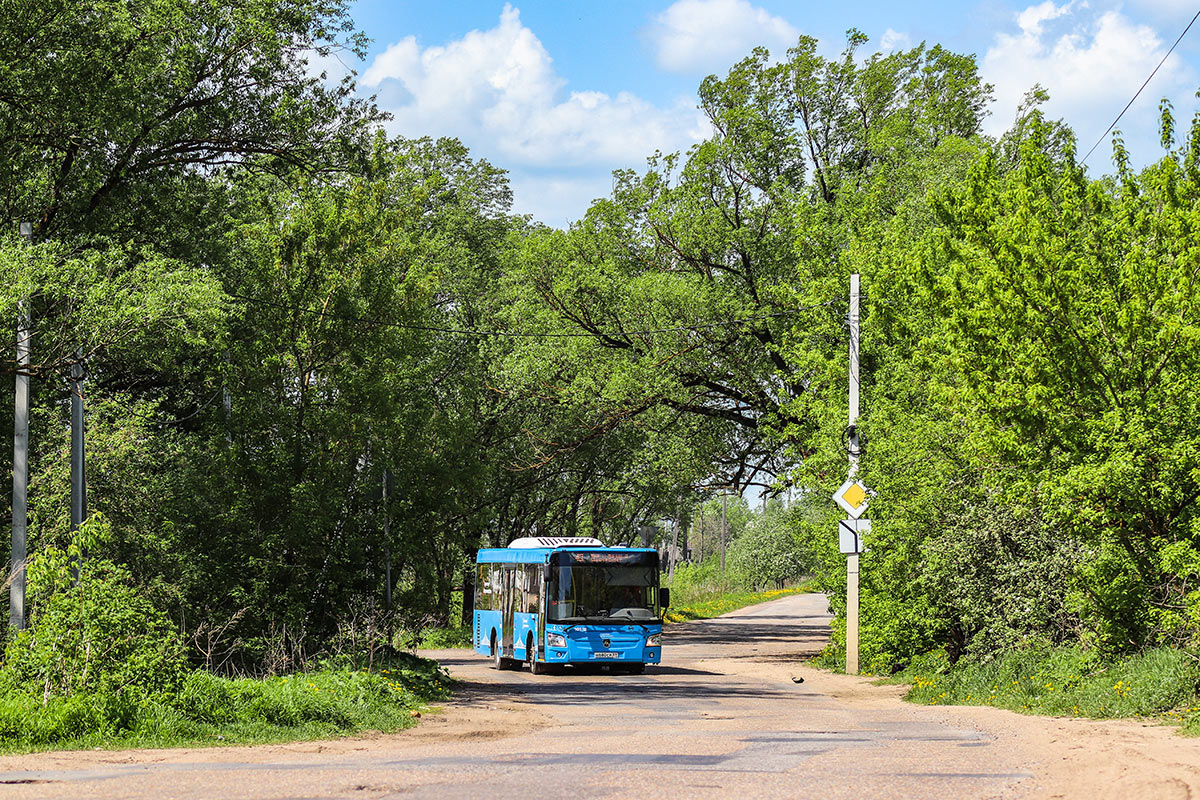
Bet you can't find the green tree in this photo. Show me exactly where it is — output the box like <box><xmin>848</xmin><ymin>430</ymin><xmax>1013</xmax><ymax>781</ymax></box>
<box><xmin>502</xmin><ymin>32</ymin><xmax>993</xmax><ymax>499</ymax></box>
<box><xmin>0</xmin><ymin>0</ymin><xmax>376</xmax><ymax>242</ymax></box>
<box><xmin>728</xmin><ymin>500</ymin><xmax>810</xmax><ymax>589</ymax></box>
<box><xmin>922</xmin><ymin>111</ymin><xmax>1200</xmax><ymax>652</ymax></box>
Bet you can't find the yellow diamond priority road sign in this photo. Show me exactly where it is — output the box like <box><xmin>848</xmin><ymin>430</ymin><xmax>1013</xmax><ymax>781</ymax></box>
<box><xmin>834</xmin><ymin>479</ymin><xmax>870</xmax><ymax>518</ymax></box>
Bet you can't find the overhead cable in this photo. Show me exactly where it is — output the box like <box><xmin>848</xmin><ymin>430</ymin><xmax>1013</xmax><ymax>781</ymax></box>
<box><xmin>1081</xmin><ymin>8</ymin><xmax>1200</xmax><ymax>165</ymax></box>
<box><xmin>227</xmin><ymin>292</ymin><xmax>838</xmax><ymax>339</ymax></box>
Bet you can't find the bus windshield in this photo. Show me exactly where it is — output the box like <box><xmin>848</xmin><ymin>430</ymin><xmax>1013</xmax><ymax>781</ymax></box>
<box><xmin>549</xmin><ymin>564</ymin><xmax>658</xmax><ymax>622</ymax></box>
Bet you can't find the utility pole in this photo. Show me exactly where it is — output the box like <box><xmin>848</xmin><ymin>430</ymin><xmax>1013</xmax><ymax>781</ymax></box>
<box><xmin>222</xmin><ymin>350</ymin><xmax>232</xmax><ymax>448</ymax></box>
<box><xmin>11</xmin><ymin>223</ymin><xmax>32</xmax><ymax>630</ymax></box>
<box><xmin>669</xmin><ymin>508</ymin><xmax>679</xmax><ymax>582</ymax></box>
<box><xmin>846</xmin><ymin>273</ymin><xmax>861</xmax><ymax>675</ymax></box>
<box><xmin>383</xmin><ymin>468</ymin><xmax>393</xmax><ymax>628</ymax></box>
<box><xmin>69</xmin><ymin>348</ymin><xmax>86</xmax><ymax>583</ymax></box>
<box><xmin>720</xmin><ymin>491</ymin><xmax>727</xmax><ymax>576</ymax></box>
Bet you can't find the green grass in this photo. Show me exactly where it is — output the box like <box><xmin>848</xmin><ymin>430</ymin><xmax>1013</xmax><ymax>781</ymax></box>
<box><xmin>413</xmin><ymin>582</ymin><xmax>817</xmax><ymax>640</ymax></box>
<box><xmin>664</xmin><ymin>583</ymin><xmax>814</xmax><ymax>623</ymax></box>
<box><xmin>401</xmin><ymin>591</ymin><xmax>474</xmax><ymax>649</ymax></box>
<box><xmin>407</xmin><ymin>590</ymin><xmax>816</xmax><ymax>640</ymax></box>
<box><xmin>0</xmin><ymin>653</ymin><xmax>453</xmax><ymax>752</ymax></box>
<box><xmin>406</xmin><ymin>625</ymin><xmax>474</xmax><ymax>649</ymax></box>
<box><xmin>880</xmin><ymin>644</ymin><xmax>1200</xmax><ymax>734</ymax></box>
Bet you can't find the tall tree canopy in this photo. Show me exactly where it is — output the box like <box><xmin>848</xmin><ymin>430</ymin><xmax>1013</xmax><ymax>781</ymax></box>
<box><xmin>502</xmin><ymin>33</ymin><xmax>993</xmax><ymax>494</ymax></box>
<box><xmin>0</xmin><ymin>0</ymin><xmax>376</xmax><ymax>242</ymax></box>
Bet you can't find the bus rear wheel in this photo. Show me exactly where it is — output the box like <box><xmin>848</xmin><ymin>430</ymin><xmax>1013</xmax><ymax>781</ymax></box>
<box><xmin>491</xmin><ymin>633</ymin><xmax>511</xmax><ymax>670</ymax></box>
<box><xmin>527</xmin><ymin>635</ymin><xmax>545</xmax><ymax>675</ymax></box>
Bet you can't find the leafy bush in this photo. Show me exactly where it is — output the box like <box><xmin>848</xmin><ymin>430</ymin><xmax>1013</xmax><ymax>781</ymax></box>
<box><xmin>919</xmin><ymin>499</ymin><xmax>1077</xmax><ymax>659</ymax></box>
<box><xmin>3</xmin><ymin>516</ymin><xmax>188</xmax><ymax>702</ymax></box>
<box><xmin>727</xmin><ymin>503</ymin><xmax>811</xmax><ymax>590</ymax></box>
<box><xmin>0</xmin><ymin>515</ymin><xmax>454</xmax><ymax>751</ymax></box>
<box><xmin>0</xmin><ymin>658</ymin><xmax>452</xmax><ymax>751</ymax></box>
<box><xmin>406</xmin><ymin>626</ymin><xmax>473</xmax><ymax>649</ymax></box>
<box><xmin>892</xmin><ymin>644</ymin><xmax>1200</xmax><ymax>725</ymax></box>
<box><xmin>668</xmin><ymin>558</ymin><xmax>740</xmax><ymax>604</ymax></box>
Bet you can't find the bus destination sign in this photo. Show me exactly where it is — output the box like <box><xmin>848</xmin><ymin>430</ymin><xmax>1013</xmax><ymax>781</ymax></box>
<box><xmin>555</xmin><ymin>551</ymin><xmax>653</xmax><ymax>566</ymax></box>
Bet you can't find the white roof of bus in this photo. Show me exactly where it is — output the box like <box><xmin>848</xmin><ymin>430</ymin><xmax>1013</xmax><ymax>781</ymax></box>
<box><xmin>508</xmin><ymin>536</ymin><xmax>604</xmax><ymax>549</ymax></box>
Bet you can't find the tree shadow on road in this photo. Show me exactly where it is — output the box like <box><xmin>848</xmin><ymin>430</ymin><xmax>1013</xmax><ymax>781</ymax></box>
<box><xmin>449</xmin><ymin>675</ymin><xmax>803</xmax><ymax>708</ymax></box>
<box><xmin>665</xmin><ymin>620</ymin><xmax>830</xmax><ymax>649</ymax></box>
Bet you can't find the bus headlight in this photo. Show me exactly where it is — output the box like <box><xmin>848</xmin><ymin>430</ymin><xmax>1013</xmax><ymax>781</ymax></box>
<box><xmin>547</xmin><ymin>633</ymin><xmax>566</xmax><ymax>648</ymax></box>
<box><xmin>646</xmin><ymin>633</ymin><xmax>662</xmax><ymax>647</ymax></box>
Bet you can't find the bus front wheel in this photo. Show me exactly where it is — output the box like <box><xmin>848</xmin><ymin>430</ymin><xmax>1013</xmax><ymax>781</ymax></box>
<box><xmin>527</xmin><ymin>635</ymin><xmax>545</xmax><ymax>675</ymax></box>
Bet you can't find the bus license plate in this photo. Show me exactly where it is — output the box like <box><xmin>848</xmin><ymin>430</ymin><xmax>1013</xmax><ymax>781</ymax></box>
<box><xmin>594</xmin><ymin>652</ymin><xmax>619</xmax><ymax>658</ymax></box>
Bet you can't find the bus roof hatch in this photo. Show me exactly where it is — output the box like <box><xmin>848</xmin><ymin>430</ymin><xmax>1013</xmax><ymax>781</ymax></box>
<box><xmin>509</xmin><ymin>536</ymin><xmax>604</xmax><ymax>549</ymax></box>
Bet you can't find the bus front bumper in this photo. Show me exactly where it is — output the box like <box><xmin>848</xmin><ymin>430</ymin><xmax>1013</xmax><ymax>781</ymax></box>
<box><xmin>544</xmin><ymin>627</ymin><xmax>662</xmax><ymax>665</ymax></box>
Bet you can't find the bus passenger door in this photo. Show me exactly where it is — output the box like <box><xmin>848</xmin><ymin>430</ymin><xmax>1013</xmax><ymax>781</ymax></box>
<box><xmin>535</xmin><ymin>564</ymin><xmax>545</xmax><ymax>657</ymax></box>
<box><xmin>501</xmin><ymin>565</ymin><xmax>514</xmax><ymax>657</ymax></box>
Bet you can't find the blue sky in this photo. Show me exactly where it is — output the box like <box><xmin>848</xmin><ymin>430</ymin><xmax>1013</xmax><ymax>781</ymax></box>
<box><xmin>331</xmin><ymin>0</ymin><xmax>1200</xmax><ymax>226</ymax></box>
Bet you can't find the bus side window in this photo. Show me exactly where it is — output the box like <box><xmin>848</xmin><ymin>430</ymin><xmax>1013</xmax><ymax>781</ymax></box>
<box><xmin>516</xmin><ymin>565</ymin><xmax>529</xmax><ymax>614</ymax></box>
<box><xmin>494</xmin><ymin>565</ymin><xmax>506</xmax><ymax>609</ymax></box>
<box><xmin>475</xmin><ymin>564</ymin><xmax>490</xmax><ymax>611</ymax></box>
<box><xmin>525</xmin><ymin>565</ymin><xmax>539</xmax><ymax>613</ymax></box>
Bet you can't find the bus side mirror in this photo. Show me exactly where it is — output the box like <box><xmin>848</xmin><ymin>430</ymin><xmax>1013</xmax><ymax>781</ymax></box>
<box><xmin>543</xmin><ymin>564</ymin><xmax>552</xmax><ymax>582</ymax></box>
<box><xmin>660</xmin><ymin>588</ymin><xmax>670</xmax><ymax>608</ymax></box>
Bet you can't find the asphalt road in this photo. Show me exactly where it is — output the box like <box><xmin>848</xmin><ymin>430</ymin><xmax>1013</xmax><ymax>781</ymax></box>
<box><xmin>0</xmin><ymin>592</ymin><xmax>1042</xmax><ymax>799</ymax></box>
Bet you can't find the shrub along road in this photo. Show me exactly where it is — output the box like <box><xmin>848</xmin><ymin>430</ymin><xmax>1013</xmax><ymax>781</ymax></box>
<box><xmin>0</xmin><ymin>593</ymin><xmax>1196</xmax><ymax>799</ymax></box>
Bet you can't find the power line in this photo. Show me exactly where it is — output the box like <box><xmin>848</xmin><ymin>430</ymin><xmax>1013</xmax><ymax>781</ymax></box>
<box><xmin>227</xmin><ymin>292</ymin><xmax>837</xmax><ymax>339</ymax></box>
<box><xmin>1081</xmin><ymin>7</ymin><xmax>1200</xmax><ymax>165</ymax></box>
<box><xmin>127</xmin><ymin>388</ymin><xmax>224</xmax><ymax>427</ymax></box>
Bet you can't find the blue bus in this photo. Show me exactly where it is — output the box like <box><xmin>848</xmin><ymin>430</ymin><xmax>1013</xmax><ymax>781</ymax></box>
<box><xmin>473</xmin><ymin>536</ymin><xmax>670</xmax><ymax>674</ymax></box>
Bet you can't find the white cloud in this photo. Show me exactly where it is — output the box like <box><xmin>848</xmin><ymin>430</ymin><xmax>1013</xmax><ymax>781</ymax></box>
<box><xmin>362</xmin><ymin>7</ymin><xmax>561</xmax><ymax>144</ymax></box>
<box><xmin>359</xmin><ymin>4</ymin><xmax>708</xmax><ymax>223</ymax></box>
<box><xmin>649</xmin><ymin>0</ymin><xmax>800</xmax><ymax>74</ymax></box>
<box><xmin>879</xmin><ymin>29</ymin><xmax>911</xmax><ymax>52</ymax></box>
<box><xmin>982</xmin><ymin>3</ymin><xmax>1195</xmax><ymax>164</ymax></box>
<box><xmin>1015</xmin><ymin>0</ymin><xmax>1073</xmax><ymax>36</ymax></box>
<box><xmin>507</xmin><ymin>172</ymin><xmax>617</xmax><ymax>230</ymax></box>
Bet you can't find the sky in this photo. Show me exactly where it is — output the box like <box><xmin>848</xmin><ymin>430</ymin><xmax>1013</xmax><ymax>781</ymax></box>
<box><xmin>328</xmin><ymin>0</ymin><xmax>1200</xmax><ymax>226</ymax></box>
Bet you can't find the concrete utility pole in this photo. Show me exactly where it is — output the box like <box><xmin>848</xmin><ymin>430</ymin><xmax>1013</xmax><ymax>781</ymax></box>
<box><xmin>69</xmin><ymin>349</ymin><xmax>86</xmax><ymax>583</ymax></box>
<box><xmin>720</xmin><ymin>491</ymin><xmax>727</xmax><ymax>576</ymax></box>
<box><xmin>669</xmin><ymin>510</ymin><xmax>679</xmax><ymax>582</ymax></box>
<box><xmin>222</xmin><ymin>350</ymin><xmax>232</xmax><ymax>448</ymax></box>
<box><xmin>383</xmin><ymin>468</ymin><xmax>393</xmax><ymax>616</ymax></box>
<box><xmin>846</xmin><ymin>273</ymin><xmax>861</xmax><ymax>675</ymax></box>
<box><xmin>11</xmin><ymin>223</ymin><xmax>32</xmax><ymax>629</ymax></box>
